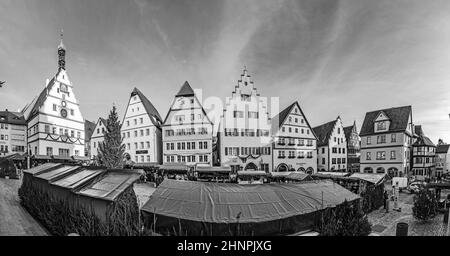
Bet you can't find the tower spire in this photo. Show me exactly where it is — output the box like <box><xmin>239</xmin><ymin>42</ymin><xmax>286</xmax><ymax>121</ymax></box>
<box><xmin>57</xmin><ymin>29</ymin><xmax>66</xmax><ymax>71</ymax></box>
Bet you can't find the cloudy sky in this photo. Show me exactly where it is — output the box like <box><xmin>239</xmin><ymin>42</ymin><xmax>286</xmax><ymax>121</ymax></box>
<box><xmin>0</xmin><ymin>0</ymin><xmax>449</xmax><ymax>142</ymax></box>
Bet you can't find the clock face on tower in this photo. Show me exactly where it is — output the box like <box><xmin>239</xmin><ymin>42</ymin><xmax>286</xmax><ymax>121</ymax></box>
<box><xmin>60</xmin><ymin>84</ymin><xmax>68</xmax><ymax>93</ymax></box>
<box><xmin>60</xmin><ymin>109</ymin><xmax>67</xmax><ymax>118</ymax></box>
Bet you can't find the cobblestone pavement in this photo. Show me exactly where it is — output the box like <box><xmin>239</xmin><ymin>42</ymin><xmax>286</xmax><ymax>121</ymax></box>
<box><xmin>0</xmin><ymin>177</ymin><xmax>49</xmax><ymax>236</ymax></box>
<box><xmin>368</xmin><ymin>183</ymin><xmax>449</xmax><ymax>236</ymax></box>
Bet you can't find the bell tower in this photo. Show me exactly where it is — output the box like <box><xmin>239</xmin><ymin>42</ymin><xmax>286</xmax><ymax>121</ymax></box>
<box><xmin>58</xmin><ymin>30</ymin><xmax>66</xmax><ymax>71</ymax></box>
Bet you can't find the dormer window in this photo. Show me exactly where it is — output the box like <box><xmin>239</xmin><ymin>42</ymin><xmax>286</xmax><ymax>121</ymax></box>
<box><xmin>377</xmin><ymin>121</ymin><xmax>386</xmax><ymax>130</ymax></box>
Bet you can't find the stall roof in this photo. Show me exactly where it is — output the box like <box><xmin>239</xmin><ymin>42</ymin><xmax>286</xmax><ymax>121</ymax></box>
<box><xmin>237</xmin><ymin>170</ymin><xmax>267</xmax><ymax>176</ymax></box>
<box><xmin>349</xmin><ymin>173</ymin><xmax>386</xmax><ymax>185</ymax></box>
<box><xmin>35</xmin><ymin>165</ymin><xmax>80</xmax><ymax>182</ymax></box>
<box><xmin>159</xmin><ymin>163</ymin><xmax>190</xmax><ymax>171</ymax></box>
<box><xmin>51</xmin><ymin>169</ymin><xmax>105</xmax><ymax>190</ymax></box>
<box><xmin>317</xmin><ymin>172</ymin><xmax>350</xmax><ymax>177</ymax></box>
<box><xmin>142</xmin><ymin>179</ymin><xmax>359</xmax><ymax>224</ymax></box>
<box><xmin>72</xmin><ymin>156</ymin><xmax>90</xmax><ymax>161</ymax></box>
<box><xmin>77</xmin><ymin>170</ymin><xmax>141</xmax><ymax>202</ymax></box>
<box><xmin>52</xmin><ymin>155</ymin><xmax>73</xmax><ymax>161</ymax></box>
<box><xmin>287</xmin><ymin>172</ymin><xmax>311</xmax><ymax>181</ymax></box>
<box><xmin>33</xmin><ymin>155</ymin><xmax>52</xmax><ymax>160</ymax></box>
<box><xmin>196</xmin><ymin>166</ymin><xmax>231</xmax><ymax>173</ymax></box>
<box><xmin>23</xmin><ymin>163</ymin><xmax>61</xmax><ymax>175</ymax></box>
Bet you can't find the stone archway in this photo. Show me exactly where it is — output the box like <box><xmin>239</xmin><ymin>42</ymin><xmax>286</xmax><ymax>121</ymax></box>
<box><xmin>298</xmin><ymin>167</ymin><xmax>306</xmax><ymax>173</ymax></box>
<box><xmin>245</xmin><ymin>162</ymin><xmax>258</xmax><ymax>171</ymax></box>
<box><xmin>376</xmin><ymin>167</ymin><xmax>385</xmax><ymax>174</ymax></box>
<box><xmin>364</xmin><ymin>167</ymin><xmax>374</xmax><ymax>173</ymax></box>
<box><xmin>306</xmin><ymin>167</ymin><xmax>314</xmax><ymax>174</ymax></box>
<box><xmin>276</xmin><ymin>163</ymin><xmax>289</xmax><ymax>172</ymax></box>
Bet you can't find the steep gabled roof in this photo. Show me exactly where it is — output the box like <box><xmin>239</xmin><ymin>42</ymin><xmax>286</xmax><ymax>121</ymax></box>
<box><xmin>414</xmin><ymin>125</ymin><xmax>423</xmax><ymax>137</ymax></box>
<box><xmin>25</xmin><ymin>77</ymin><xmax>57</xmax><ymax>121</ymax></box>
<box><xmin>413</xmin><ymin>135</ymin><xmax>435</xmax><ymax>147</ymax></box>
<box><xmin>313</xmin><ymin>119</ymin><xmax>338</xmax><ymax>147</ymax></box>
<box><xmin>131</xmin><ymin>88</ymin><xmax>162</xmax><ymax>127</ymax></box>
<box><xmin>176</xmin><ymin>81</ymin><xmax>195</xmax><ymax>97</ymax></box>
<box><xmin>360</xmin><ymin>105</ymin><xmax>412</xmax><ymax>136</ymax></box>
<box><xmin>84</xmin><ymin>120</ymin><xmax>96</xmax><ymax>142</ymax></box>
<box><xmin>162</xmin><ymin>81</ymin><xmax>213</xmax><ymax>126</ymax></box>
<box><xmin>0</xmin><ymin>110</ymin><xmax>26</xmax><ymax>125</ymax></box>
<box><xmin>436</xmin><ymin>144</ymin><xmax>450</xmax><ymax>154</ymax></box>
<box><xmin>272</xmin><ymin>101</ymin><xmax>318</xmax><ymax>140</ymax></box>
<box><xmin>99</xmin><ymin>117</ymin><xmax>107</xmax><ymax>127</ymax></box>
<box><xmin>343</xmin><ymin>122</ymin><xmax>357</xmax><ymax>142</ymax></box>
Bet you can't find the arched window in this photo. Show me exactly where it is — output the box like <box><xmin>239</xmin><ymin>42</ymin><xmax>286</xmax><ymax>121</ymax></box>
<box><xmin>306</xmin><ymin>167</ymin><xmax>314</xmax><ymax>174</ymax></box>
<box><xmin>298</xmin><ymin>167</ymin><xmax>306</xmax><ymax>173</ymax></box>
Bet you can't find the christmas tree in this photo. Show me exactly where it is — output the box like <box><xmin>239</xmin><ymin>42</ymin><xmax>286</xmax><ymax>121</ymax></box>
<box><xmin>412</xmin><ymin>188</ymin><xmax>437</xmax><ymax>221</ymax></box>
<box><xmin>97</xmin><ymin>105</ymin><xmax>125</xmax><ymax>169</ymax></box>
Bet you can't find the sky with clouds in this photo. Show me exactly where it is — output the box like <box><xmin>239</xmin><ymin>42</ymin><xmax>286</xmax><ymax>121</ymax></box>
<box><xmin>0</xmin><ymin>0</ymin><xmax>449</xmax><ymax>142</ymax></box>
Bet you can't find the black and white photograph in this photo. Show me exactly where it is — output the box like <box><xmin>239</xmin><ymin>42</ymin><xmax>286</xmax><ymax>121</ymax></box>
<box><xmin>1</xmin><ymin>0</ymin><xmax>450</xmax><ymax>243</ymax></box>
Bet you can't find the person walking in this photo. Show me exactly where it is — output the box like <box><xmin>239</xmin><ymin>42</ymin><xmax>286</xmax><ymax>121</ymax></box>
<box><xmin>383</xmin><ymin>190</ymin><xmax>389</xmax><ymax>209</ymax></box>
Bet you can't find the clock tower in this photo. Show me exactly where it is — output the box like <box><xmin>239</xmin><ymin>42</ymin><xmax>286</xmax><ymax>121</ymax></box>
<box><xmin>21</xmin><ymin>32</ymin><xmax>86</xmax><ymax>158</ymax></box>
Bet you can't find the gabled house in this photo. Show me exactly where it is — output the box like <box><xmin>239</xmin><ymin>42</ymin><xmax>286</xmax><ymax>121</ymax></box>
<box><xmin>272</xmin><ymin>101</ymin><xmax>318</xmax><ymax>174</ymax></box>
<box><xmin>313</xmin><ymin>116</ymin><xmax>347</xmax><ymax>172</ymax></box>
<box><xmin>436</xmin><ymin>144</ymin><xmax>450</xmax><ymax>177</ymax></box>
<box><xmin>21</xmin><ymin>34</ymin><xmax>85</xmax><ymax>157</ymax></box>
<box><xmin>217</xmin><ymin>67</ymin><xmax>272</xmax><ymax>174</ymax></box>
<box><xmin>411</xmin><ymin>125</ymin><xmax>436</xmax><ymax>179</ymax></box>
<box><xmin>90</xmin><ymin>117</ymin><xmax>107</xmax><ymax>159</ymax></box>
<box><xmin>359</xmin><ymin>105</ymin><xmax>413</xmax><ymax>177</ymax></box>
<box><xmin>84</xmin><ymin>119</ymin><xmax>96</xmax><ymax>158</ymax></box>
<box><xmin>121</xmin><ymin>88</ymin><xmax>163</xmax><ymax>164</ymax></box>
<box><xmin>0</xmin><ymin>110</ymin><xmax>27</xmax><ymax>157</ymax></box>
<box><xmin>344</xmin><ymin>121</ymin><xmax>361</xmax><ymax>173</ymax></box>
<box><xmin>162</xmin><ymin>81</ymin><xmax>214</xmax><ymax>166</ymax></box>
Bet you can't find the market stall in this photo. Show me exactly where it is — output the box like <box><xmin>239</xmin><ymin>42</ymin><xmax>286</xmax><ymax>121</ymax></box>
<box><xmin>195</xmin><ymin>166</ymin><xmax>232</xmax><ymax>182</ymax></box>
<box><xmin>141</xmin><ymin>179</ymin><xmax>360</xmax><ymax>236</ymax></box>
<box><xmin>19</xmin><ymin>163</ymin><xmax>142</xmax><ymax>236</ymax></box>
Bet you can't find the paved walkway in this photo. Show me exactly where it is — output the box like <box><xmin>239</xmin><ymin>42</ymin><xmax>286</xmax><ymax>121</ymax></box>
<box><xmin>368</xmin><ymin>185</ymin><xmax>449</xmax><ymax>236</ymax></box>
<box><xmin>0</xmin><ymin>178</ymin><xmax>48</xmax><ymax>236</ymax></box>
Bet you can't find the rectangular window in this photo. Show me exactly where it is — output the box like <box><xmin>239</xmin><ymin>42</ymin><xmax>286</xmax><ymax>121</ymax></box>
<box><xmin>367</xmin><ymin>152</ymin><xmax>371</xmax><ymax>160</ymax></box>
<box><xmin>391</xmin><ymin>134</ymin><xmax>396</xmax><ymax>142</ymax></box>
<box><xmin>367</xmin><ymin>137</ymin><xmax>371</xmax><ymax>145</ymax></box>
<box><xmin>233</xmin><ymin>111</ymin><xmax>244</xmax><ymax>118</ymax></box>
<box><xmin>391</xmin><ymin>151</ymin><xmax>396</xmax><ymax>159</ymax></box>
<box><xmin>248</xmin><ymin>111</ymin><xmax>259</xmax><ymax>119</ymax></box>
<box><xmin>377</xmin><ymin>135</ymin><xmax>386</xmax><ymax>144</ymax></box>
<box><xmin>46</xmin><ymin>147</ymin><xmax>53</xmax><ymax>156</ymax></box>
<box><xmin>53</xmin><ymin>104</ymin><xmax>57</xmax><ymax>111</ymax></box>
<box><xmin>45</xmin><ymin>125</ymin><xmax>50</xmax><ymax>134</ymax></box>
<box><xmin>376</xmin><ymin>151</ymin><xmax>386</xmax><ymax>160</ymax></box>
